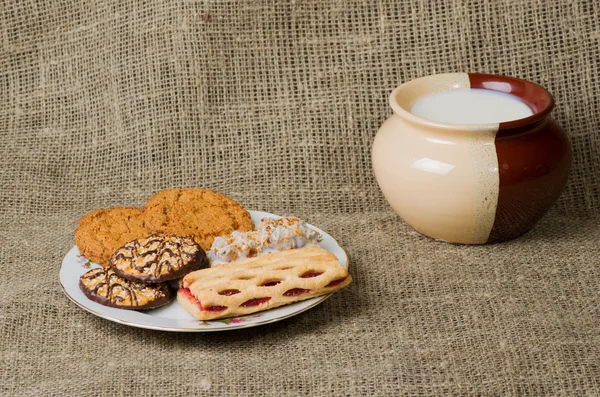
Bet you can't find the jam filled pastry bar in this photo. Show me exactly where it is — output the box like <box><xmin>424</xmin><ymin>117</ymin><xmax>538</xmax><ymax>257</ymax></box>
<box><xmin>178</xmin><ymin>246</ymin><xmax>351</xmax><ymax>320</ymax></box>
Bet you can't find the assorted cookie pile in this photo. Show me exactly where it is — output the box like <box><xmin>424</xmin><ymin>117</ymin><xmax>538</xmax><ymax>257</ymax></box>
<box><xmin>75</xmin><ymin>188</ymin><xmax>253</xmax><ymax>266</ymax></box>
<box><xmin>75</xmin><ymin>188</ymin><xmax>351</xmax><ymax>320</ymax></box>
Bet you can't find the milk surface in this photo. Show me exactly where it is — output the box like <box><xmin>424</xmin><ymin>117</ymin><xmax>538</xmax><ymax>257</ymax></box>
<box><xmin>410</xmin><ymin>88</ymin><xmax>533</xmax><ymax>124</ymax></box>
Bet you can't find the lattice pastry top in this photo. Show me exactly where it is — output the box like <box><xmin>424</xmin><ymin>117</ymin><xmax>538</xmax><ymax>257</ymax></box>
<box><xmin>178</xmin><ymin>245</ymin><xmax>351</xmax><ymax>320</ymax></box>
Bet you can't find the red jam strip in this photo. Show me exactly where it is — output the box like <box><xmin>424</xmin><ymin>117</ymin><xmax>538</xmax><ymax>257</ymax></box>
<box><xmin>219</xmin><ymin>289</ymin><xmax>240</xmax><ymax>296</ymax></box>
<box><xmin>300</xmin><ymin>271</ymin><xmax>323</xmax><ymax>278</ymax></box>
<box><xmin>205</xmin><ymin>306</ymin><xmax>227</xmax><ymax>312</ymax></box>
<box><xmin>325</xmin><ymin>277</ymin><xmax>347</xmax><ymax>288</ymax></box>
<box><xmin>240</xmin><ymin>297</ymin><xmax>271</xmax><ymax>307</ymax></box>
<box><xmin>283</xmin><ymin>288</ymin><xmax>310</xmax><ymax>296</ymax></box>
<box><xmin>180</xmin><ymin>287</ymin><xmax>227</xmax><ymax>312</ymax></box>
<box><xmin>261</xmin><ymin>280</ymin><xmax>281</xmax><ymax>287</ymax></box>
<box><xmin>180</xmin><ymin>287</ymin><xmax>202</xmax><ymax>308</ymax></box>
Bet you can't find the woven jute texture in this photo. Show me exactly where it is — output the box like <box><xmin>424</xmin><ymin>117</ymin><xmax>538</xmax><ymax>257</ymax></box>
<box><xmin>1</xmin><ymin>1</ymin><xmax>599</xmax><ymax>396</ymax></box>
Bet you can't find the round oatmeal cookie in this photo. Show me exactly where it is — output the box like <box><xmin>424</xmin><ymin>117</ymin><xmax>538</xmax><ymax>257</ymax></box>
<box><xmin>74</xmin><ymin>207</ymin><xmax>150</xmax><ymax>267</ymax></box>
<box><xmin>143</xmin><ymin>188</ymin><xmax>254</xmax><ymax>250</ymax></box>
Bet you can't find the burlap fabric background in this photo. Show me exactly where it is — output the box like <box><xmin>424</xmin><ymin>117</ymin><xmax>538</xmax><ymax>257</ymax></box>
<box><xmin>1</xmin><ymin>1</ymin><xmax>599</xmax><ymax>395</ymax></box>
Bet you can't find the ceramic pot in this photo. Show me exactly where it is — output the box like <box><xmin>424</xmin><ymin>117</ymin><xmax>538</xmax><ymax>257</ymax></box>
<box><xmin>372</xmin><ymin>73</ymin><xmax>571</xmax><ymax>244</ymax></box>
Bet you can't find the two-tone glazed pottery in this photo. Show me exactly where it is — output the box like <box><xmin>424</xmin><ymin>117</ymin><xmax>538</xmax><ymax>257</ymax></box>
<box><xmin>372</xmin><ymin>73</ymin><xmax>571</xmax><ymax>244</ymax></box>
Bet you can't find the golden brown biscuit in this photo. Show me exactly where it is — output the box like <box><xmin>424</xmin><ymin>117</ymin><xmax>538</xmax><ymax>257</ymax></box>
<box><xmin>74</xmin><ymin>207</ymin><xmax>150</xmax><ymax>266</ymax></box>
<box><xmin>143</xmin><ymin>188</ymin><xmax>254</xmax><ymax>251</ymax></box>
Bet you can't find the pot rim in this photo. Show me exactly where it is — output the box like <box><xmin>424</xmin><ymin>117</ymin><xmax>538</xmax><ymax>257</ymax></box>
<box><xmin>389</xmin><ymin>72</ymin><xmax>555</xmax><ymax>132</ymax></box>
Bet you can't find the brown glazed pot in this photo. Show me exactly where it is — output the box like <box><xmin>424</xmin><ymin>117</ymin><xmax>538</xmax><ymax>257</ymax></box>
<box><xmin>372</xmin><ymin>73</ymin><xmax>571</xmax><ymax>244</ymax></box>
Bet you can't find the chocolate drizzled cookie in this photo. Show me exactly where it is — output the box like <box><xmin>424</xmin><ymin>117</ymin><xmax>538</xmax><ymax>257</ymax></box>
<box><xmin>79</xmin><ymin>267</ymin><xmax>172</xmax><ymax>310</ymax></box>
<box><xmin>109</xmin><ymin>235</ymin><xmax>208</xmax><ymax>283</ymax></box>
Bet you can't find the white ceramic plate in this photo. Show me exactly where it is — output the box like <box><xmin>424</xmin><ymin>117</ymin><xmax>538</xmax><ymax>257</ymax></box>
<box><xmin>60</xmin><ymin>210</ymin><xmax>348</xmax><ymax>332</ymax></box>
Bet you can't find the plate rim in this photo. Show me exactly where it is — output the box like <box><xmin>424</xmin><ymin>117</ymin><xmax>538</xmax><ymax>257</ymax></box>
<box><xmin>59</xmin><ymin>210</ymin><xmax>349</xmax><ymax>332</ymax></box>
<box><xmin>59</xmin><ymin>280</ymin><xmax>336</xmax><ymax>332</ymax></box>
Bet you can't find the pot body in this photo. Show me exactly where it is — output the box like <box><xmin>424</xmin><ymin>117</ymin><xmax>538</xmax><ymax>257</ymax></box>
<box><xmin>372</xmin><ymin>73</ymin><xmax>571</xmax><ymax>244</ymax></box>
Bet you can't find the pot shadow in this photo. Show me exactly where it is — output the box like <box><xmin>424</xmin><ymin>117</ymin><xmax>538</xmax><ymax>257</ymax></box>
<box><xmin>408</xmin><ymin>212</ymin><xmax>597</xmax><ymax>247</ymax></box>
<box><xmin>497</xmin><ymin>213</ymin><xmax>598</xmax><ymax>245</ymax></box>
